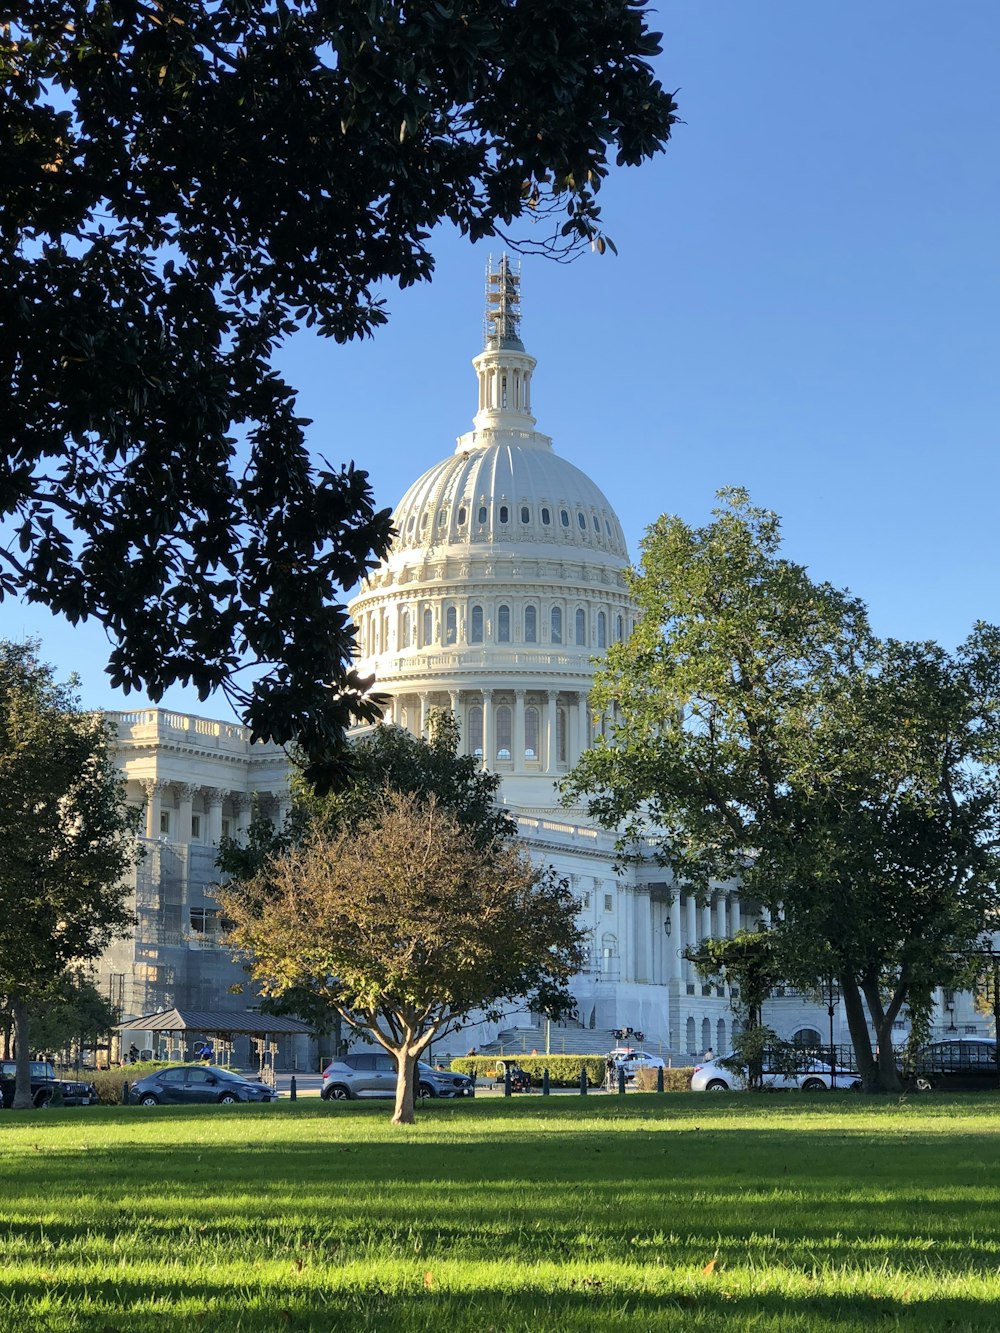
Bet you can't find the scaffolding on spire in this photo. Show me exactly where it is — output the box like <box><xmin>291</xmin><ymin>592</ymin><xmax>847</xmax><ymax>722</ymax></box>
<box><xmin>483</xmin><ymin>254</ymin><xmax>524</xmax><ymax>351</ymax></box>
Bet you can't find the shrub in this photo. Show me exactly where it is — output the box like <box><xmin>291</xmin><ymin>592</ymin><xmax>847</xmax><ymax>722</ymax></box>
<box><xmin>451</xmin><ymin>1055</ymin><xmax>606</xmax><ymax>1087</ymax></box>
<box><xmin>633</xmin><ymin>1065</ymin><xmax>694</xmax><ymax>1092</ymax></box>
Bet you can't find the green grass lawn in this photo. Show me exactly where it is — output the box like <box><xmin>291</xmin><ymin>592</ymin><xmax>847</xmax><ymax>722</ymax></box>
<box><xmin>2</xmin><ymin>1092</ymin><xmax>1000</xmax><ymax>1331</ymax></box>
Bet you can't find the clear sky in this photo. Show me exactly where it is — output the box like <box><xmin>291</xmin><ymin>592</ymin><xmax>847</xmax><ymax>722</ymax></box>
<box><xmin>7</xmin><ymin>1</ymin><xmax>999</xmax><ymax>717</ymax></box>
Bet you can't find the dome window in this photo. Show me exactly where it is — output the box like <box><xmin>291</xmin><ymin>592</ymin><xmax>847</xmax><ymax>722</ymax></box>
<box><xmin>438</xmin><ymin>510</ymin><xmax>447</xmax><ymax>528</ymax></box>
<box><xmin>520</xmin><ymin>505</ymin><xmax>530</xmax><ymax>524</ymax></box>
<box><xmin>497</xmin><ymin>605</ymin><xmax>511</xmax><ymax>643</ymax></box>
<box><xmin>422</xmin><ymin>606</ymin><xmax>433</xmax><ymax>645</ymax></box>
<box><xmin>577</xmin><ymin>512</ymin><xmax>586</xmax><ymax>531</ymax></box>
<box><xmin>478</xmin><ymin>505</ymin><xmax>488</xmax><ymax>524</ymax></box>
<box><xmin>457</xmin><ymin>506</ymin><xmax>467</xmax><ymax>526</ymax></box>
<box><xmin>445</xmin><ymin>605</ymin><xmax>457</xmax><ymax>645</ymax></box>
<box><xmin>524</xmin><ymin>706</ymin><xmax>539</xmax><ymax>759</ymax></box>
<box><xmin>556</xmin><ymin>704</ymin><xmax>568</xmax><ymax>764</ymax></box>
<box><xmin>560</xmin><ymin>509</ymin><xmax>570</xmax><ymax>528</ymax></box>
<box><xmin>420</xmin><ymin>512</ymin><xmax>428</xmax><ymax>531</ymax></box>
<box><xmin>541</xmin><ymin>507</ymin><xmax>551</xmax><ymax>526</ymax></box>
<box><xmin>470</xmin><ymin>605</ymin><xmax>484</xmax><ymax>644</ymax></box>
<box><xmin>605</xmin><ymin>519</ymin><xmax>612</xmax><ymax>537</ymax></box>
<box><xmin>524</xmin><ymin>605</ymin><xmax>537</xmax><ymax>643</ymax></box>
<box><xmin>575</xmin><ymin>608</ymin><xmax>586</xmax><ymax>646</ymax></box>
<box><xmin>551</xmin><ymin>607</ymin><xmax>563</xmax><ymax>645</ymax></box>
<box><xmin>597</xmin><ymin>611</ymin><xmax>607</xmax><ymax>649</ymax></box>
<box><xmin>496</xmin><ymin>705</ymin><xmax>512</xmax><ymax>759</ymax></box>
<box><xmin>617</xmin><ymin>614</ymin><xmax>624</xmax><ymax>642</ymax></box>
<box><xmin>406</xmin><ymin>515</ymin><xmax>415</xmax><ymax>536</ymax></box>
<box><xmin>593</xmin><ymin>515</ymin><xmax>600</xmax><ymax>532</ymax></box>
<box><xmin>469</xmin><ymin>704</ymin><xmax>484</xmax><ymax>758</ymax></box>
<box><xmin>499</xmin><ymin>505</ymin><xmax>509</xmax><ymax>524</ymax></box>
<box><xmin>400</xmin><ymin>608</ymin><xmax>411</xmax><ymax>649</ymax></box>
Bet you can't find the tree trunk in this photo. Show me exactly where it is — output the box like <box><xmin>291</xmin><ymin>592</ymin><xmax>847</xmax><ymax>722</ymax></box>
<box><xmin>840</xmin><ymin>974</ymin><xmax>878</xmax><ymax>1090</ymax></box>
<box><xmin>864</xmin><ymin>974</ymin><xmax>905</xmax><ymax>1094</ymax></box>
<box><xmin>392</xmin><ymin>1047</ymin><xmax>419</xmax><ymax>1126</ymax></box>
<box><xmin>11</xmin><ymin>995</ymin><xmax>33</xmax><ymax>1110</ymax></box>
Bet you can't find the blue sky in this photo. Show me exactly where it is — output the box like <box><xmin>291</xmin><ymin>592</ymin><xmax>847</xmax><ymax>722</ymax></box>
<box><xmin>8</xmin><ymin>1</ymin><xmax>999</xmax><ymax>715</ymax></box>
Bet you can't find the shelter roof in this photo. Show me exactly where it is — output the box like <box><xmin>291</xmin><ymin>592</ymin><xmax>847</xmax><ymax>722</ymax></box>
<box><xmin>117</xmin><ymin>1007</ymin><xmax>312</xmax><ymax>1036</ymax></box>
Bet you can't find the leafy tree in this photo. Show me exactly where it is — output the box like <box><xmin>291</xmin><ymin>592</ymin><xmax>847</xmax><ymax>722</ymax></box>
<box><xmin>218</xmin><ymin>788</ymin><xmax>585</xmax><ymax>1124</ymax></box>
<box><xmin>1</xmin><ymin>1</ymin><xmax>677</xmax><ymax>788</ymax></box>
<box><xmin>0</xmin><ymin>641</ymin><xmax>139</xmax><ymax>1107</ymax></box>
<box><xmin>0</xmin><ymin>969</ymin><xmax>116</xmax><ymax>1059</ymax></box>
<box><xmin>686</xmin><ymin>931</ymin><xmax>779</xmax><ymax>1088</ymax></box>
<box><xmin>564</xmin><ymin>490</ymin><xmax>1000</xmax><ymax>1092</ymax></box>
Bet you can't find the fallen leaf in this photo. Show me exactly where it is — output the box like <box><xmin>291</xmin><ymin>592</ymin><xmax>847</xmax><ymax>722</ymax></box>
<box><xmin>424</xmin><ymin>1270</ymin><xmax>434</xmax><ymax>1290</ymax></box>
<box><xmin>703</xmin><ymin>1259</ymin><xmax>717</xmax><ymax>1276</ymax></box>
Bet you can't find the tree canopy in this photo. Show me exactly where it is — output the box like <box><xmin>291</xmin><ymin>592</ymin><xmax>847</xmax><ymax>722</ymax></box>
<box><xmin>0</xmin><ymin>640</ymin><xmax>139</xmax><ymax>1106</ymax></box>
<box><xmin>564</xmin><ymin>490</ymin><xmax>1000</xmax><ymax>1091</ymax></box>
<box><xmin>1</xmin><ymin>0</ymin><xmax>677</xmax><ymax>789</ymax></box>
<box><xmin>219</xmin><ymin>787</ymin><xmax>585</xmax><ymax>1123</ymax></box>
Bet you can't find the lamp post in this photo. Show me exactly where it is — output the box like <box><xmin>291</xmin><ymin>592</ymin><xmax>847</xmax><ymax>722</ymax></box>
<box><xmin>826</xmin><ymin>975</ymin><xmax>837</xmax><ymax>1090</ymax></box>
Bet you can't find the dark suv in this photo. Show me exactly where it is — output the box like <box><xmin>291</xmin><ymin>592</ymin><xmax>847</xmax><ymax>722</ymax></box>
<box><xmin>321</xmin><ymin>1053</ymin><xmax>474</xmax><ymax>1100</ymax></box>
<box><xmin>0</xmin><ymin>1060</ymin><xmax>97</xmax><ymax>1108</ymax></box>
<box><xmin>907</xmin><ymin>1037</ymin><xmax>1000</xmax><ymax>1091</ymax></box>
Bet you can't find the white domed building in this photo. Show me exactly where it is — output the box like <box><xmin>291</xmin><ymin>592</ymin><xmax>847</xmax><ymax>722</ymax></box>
<box><xmin>347</xmin><ymin>261</ymin><xmax>752</xmax><ymax>1057</ymax></box>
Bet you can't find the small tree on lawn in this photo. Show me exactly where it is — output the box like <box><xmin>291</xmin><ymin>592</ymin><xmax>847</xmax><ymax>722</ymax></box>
<box><xmin>0</xmin><ymin>641</ymin><xmax>139</xmax><ymax>1108</ymax></box>
<box><xmin>219</xmin><ymin>789</ymin><xmax>585</xmax><ymax>1124</ymax></box>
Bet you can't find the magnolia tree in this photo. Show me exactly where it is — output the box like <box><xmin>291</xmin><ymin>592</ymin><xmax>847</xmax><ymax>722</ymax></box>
<box><xmin>219</xmin><ymin>789</ymin><xmax>585</xmax><ymax>1124</ymax></box>
<box><xmin>0</xmin><ymin>641</ymin><xmax>139</xmax><ymax>1108</ymax></box>
<box><xmin>565</xmin><ymin>491</ymin><xmax>1000</xmax><ymax>1092</ymax></box>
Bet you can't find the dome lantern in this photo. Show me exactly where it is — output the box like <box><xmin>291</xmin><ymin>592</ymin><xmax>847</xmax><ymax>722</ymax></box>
<box><xmin>466</xmin><ymin>255</ymin><xmax>542</xmax><ymax>444</ymax></box>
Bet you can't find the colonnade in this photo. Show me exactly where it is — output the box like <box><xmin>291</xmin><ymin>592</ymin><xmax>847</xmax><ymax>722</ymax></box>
<box><xmin>140</xmin><ymin>780</ymin><xmax>289</xmax><ymax>846</ymax></box>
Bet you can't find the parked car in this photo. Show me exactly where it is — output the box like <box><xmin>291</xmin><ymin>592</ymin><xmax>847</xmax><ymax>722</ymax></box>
<box><xmin>129</xmin><ymin>1064</ymin><xmax>278</xmax><ymax>1106</ymax></box>
<box><xmin>690</xmin><ymin>1054</ymin><xmax>861</xmax><ymax>1093</ymax></box>
<box><xmin>609</xmin><ymin>1048</ymin><xmax>666</xmax><ymax>1080</ymax></box>
<box><xmin>0</xmin><ymin>1060</ymin><xmax>97</xmax><ymax>1108</ymax></box>
<box><xmin>906</xmin><ymin>1037</ymin><xmax>999</xmax><ymax>1092</ymax></box>
<box><xmin>321</xmin><ymin>1053</ymin><xmax>474</xmax><ymax>1100</ymax></box>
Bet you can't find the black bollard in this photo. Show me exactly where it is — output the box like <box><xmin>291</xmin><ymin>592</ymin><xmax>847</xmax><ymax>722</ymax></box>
<box><xmin>618</xmin><ymin>1065</ymin><xmax>627</xmax><ymax>1095</ymax></box>
<box><xmin>580</xmin><ymin>1065</ymin><xmax>587</xmax><ymax>1096</ymax></box>
<box><xmin>504</xmin><ymin>1065</ymin><xmax>512</xmax><ymax>1098</ymax></box>
<box><xmin>657</xmin><ymin>1065</ymin><xmax>665</xmax><ymax>1093</ymax></box>
<box><xmin>289</xmin><ymin>1075</ymin><xmax>297</xmax><ymax>1102</ymax></box>
<box><xmin>122</xmin><ymin>1081</ymin><xmax>129</xmax><ymax>1106</ymax></box>
<box><xmin>542</xmin><ymin>1068</ymin><xmax>550</xmax><ymax>1096</ymax></box>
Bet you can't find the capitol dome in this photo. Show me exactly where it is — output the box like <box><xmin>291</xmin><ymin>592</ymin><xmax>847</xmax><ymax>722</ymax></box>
<box><xmin>349</xmin><ymin>259</ymin><xmax>635</xmax><ymax>804</ymax></box>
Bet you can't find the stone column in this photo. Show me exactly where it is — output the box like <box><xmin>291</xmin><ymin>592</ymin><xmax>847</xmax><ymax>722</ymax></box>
<box><xmin>731</xmin><ymin>896</ymin><xmax>741</xmax><ymax>933</ymax></box>
<box><xmin>685</xmin><ymin>894</ymin><xmax>697</xmax><ymax>984</ymax></box>
<box><xmin>449</xmin><ymin>690</ymin><xmax>459</xmax><ymax>719</ymax></box>
<box><xmin>635</xmin><ymin>888</ymin><xmax>652</xmax><ymax>983</ymax></box>
<box><xmin>669</xmin><ymin>892</ymin><xmax>682</xmax><ymax>980</ymax></box>
<box><xmin>234</xmin><ymin>793</ymin><xmax>253</xmax><ymax>840</ymax></box>
<box><xmin>716</xmin><ymin>893</ymin><xmax>728</xmax><ymax>940</ymax></box>
<box><xmin>142</xmin><ymin>779</ymin><xmax>166</xmax><ymax>840</ymax></box>
<box><xmin>177</xmin><ymin>783</ymin><xmax>196</xmax><ymax>845</ymax></box>
<box><xmin>702</xmin><ymin>899</ymin><xmax>713</xmax><ymax>944</ymax></box>
<box><xmin>545</xmin><ymin>690</ymin><xmax>557</xmax><ymax>772</ymax></box>
<box><xmin>481</xmin><ymin>689</ymin><xmax>493</xmax><ymax>766</ymax></box>
<box><xmin>513</xmin><ymin>690</ymin><xmax>525</xmax><ymax>772</ymax></box>
<box><xmin>420</xmin><ymin>693</ymin><xmax>430</xmax><ymax>737</ymax></box>
<box><xmin>203</xmin><ymin>787</ymin><xmax>225</xmax><ymax>846</ymax></box>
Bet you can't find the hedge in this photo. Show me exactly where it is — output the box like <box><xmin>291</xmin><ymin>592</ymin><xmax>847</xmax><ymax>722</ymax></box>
<box><xmin>633</xmin><ymin>1065</ymin><xmax>694</xmax><ymax>1092</ymax></box>
<box><xmin>449</xmin><ymin>1057</ymin><xmax>695</xmax><ymax>1091</ymax></box>
<box><xmin>89</xmin><ymin>1062</ymin><xmax>172</xmax><ymax>1105</ymax></box>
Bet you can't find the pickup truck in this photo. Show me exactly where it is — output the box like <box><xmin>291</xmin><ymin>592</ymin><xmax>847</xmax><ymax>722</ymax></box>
<box><xmin>0</xmin><ymin>1060</ymin><xmax>98</xmax><ymax>1108</ymax></box>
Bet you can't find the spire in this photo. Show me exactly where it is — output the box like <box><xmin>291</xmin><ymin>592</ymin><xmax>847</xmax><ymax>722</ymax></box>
<box><xmin>484</xmin><ymin>254</ymin><xmax>525</xmax><ymax>351</ymax></box>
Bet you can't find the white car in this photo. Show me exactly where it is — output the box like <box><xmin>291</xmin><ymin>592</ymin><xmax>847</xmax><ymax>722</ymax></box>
<box><xmin>609</xmin><ymin>1048</ymin><xmax>666</xmax><ymax>1080</ymax></box>
<box><xmin>690</xmin><ymin>1055</ymin><xmax>860</xmax><ymax>1093</ymax></box>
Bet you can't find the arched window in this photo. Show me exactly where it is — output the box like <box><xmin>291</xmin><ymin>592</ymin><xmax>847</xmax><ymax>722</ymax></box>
<box><xmin>422</xmin><ymin>606</ymin><xmax>433</xmax><ymax>645</ymax></box>
<box><xmin>577</xmin><ymin>511</ymin><xmax>586</xmax><ymax>530</ymax></box>
<box><xmin>597</xmin><ymin>611</ymin><xmax>607</xmax><ymax>649</ymax></box>
<box><xmin>701</xmin><ymin>1018</ymin><xmax>712</xmax><ymax>1054</ymax></box>
<box><xmin>575</xmin><ymin>608</ymin><xmax>586</xmax><ymax>645</ymax></box>
<box><xmin>497</xmin><ymin>604</ymin><xmax>511</xmax><ymax>643</ymax></box>
<box><xmin>717</xmin><ymin>1019</ymin><xmax>726</xmax><ymax>1054</ymax></box>
<box><xmin>406</xmin><ymin>515</ymin><xmax>415</xmax><ymax>536</ymax></box>
<box><xmin>520</xmin><ymin>505</ymin><xmax>530</xmax><ymax>524</ymax></box>
<box><xmin>524</xmin><ymin>706</ymin><xmax>539</xmax><ymax>759</ymax></box>
<box><xmin>420</xmin><ymin>511</ymin><xmax>428</xmax><ymax>531</ymax></box>
<box><xmin>560</xmin><ymin>509</ymin><xmax>570</xmax><ymax>528</ymax></box>
<box><xmin>541</xmin><ymin>507</ymin><xmax>551</xmax><ymax>526</ymax></box>
<box><xmin>381</xmin><ymin>611</ymin><xmax>390</xmax><ymax>652</ymax></box>
<box><xmin>445</xmin><ymin>605</ymin><xmax>457</xmax><ymax>645</ymax></box>
<box><xmin>496</xmin><ymin>704</ymin><xmax>512</xmax><ymax>759</ymax></box>
<box><xmin>400</xmin><ymin>608</ymin><xmax>411</xmax><ymax>649</ymax></box>
<box><xmin>468</xmin><ymin>704</ymin><xmax>483</xmax><ymax>757</ymax></box>
<box><xmin>550</xmin><ymin>607</ymin><xmax>562</xmax><ymax>644</ymax></box>
<box><xmin>686</xmin><ymin>1017</ymin><xmax>696</xmax><ymax>1052</ymax></box>
<box><xmin>593</xmin><ymin>514</ymin><xmax>600</xmax><ymax>532</ymax></box>
<box><xmin>457</xmin><ymin>506</ymin><xmax>467</xmax><ymax>526</ymax></box>
<box><xmin>601</xmin><ymin>933</ymin><xmax>618</xmax><ymax>973</ymax></box>
<box><xmin>477</xmin><ymin>505</ymin><xmax>488</xmax><ymax>524</ymax></box>
<box><xmin>556</xmin><ymin>704</ymin><xmax>567</xmax><ymax>763</ymax></box>
<box><xmin>793</xmin><ymin>1028</ymin><xmax>823</xmax><ymax>1050</ymax></box>
<box><xmin>498</xmin><ymin>504</ymin><xmax>509</xmax><ymax>524</ymax></box>
<box><xmin>524</xmin><ymin>605</ymin><xmax>537</xmax><ymax>643</ymax></box>
<box><xmin>470</xmin><ymin>605</ymin><xmax>484</xmax><ymax>644</ymax></box>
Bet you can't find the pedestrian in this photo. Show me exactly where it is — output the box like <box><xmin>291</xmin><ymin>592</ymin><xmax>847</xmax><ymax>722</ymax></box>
<box><xmin>467</xmin><ymin>1046</ymin><xmax>477</xmax><ymax>1057</ymax></box>
<box><xmin>704</xmin><ymin>1046</ymin><xmax>714</xmax><ymax>1061</ymax></box>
